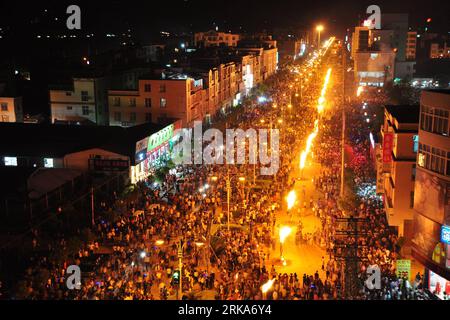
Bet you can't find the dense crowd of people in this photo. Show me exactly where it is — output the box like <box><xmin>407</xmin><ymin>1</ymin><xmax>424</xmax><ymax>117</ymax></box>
<box><xmin>2</xmin><ymin>42</ymin><xmax>430</xmax><ymax>300</ymax></box>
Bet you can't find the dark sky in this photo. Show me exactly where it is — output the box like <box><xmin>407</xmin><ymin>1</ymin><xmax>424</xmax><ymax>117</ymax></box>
<box><xmin>1</xmin><ymin>0</ymin><xmax>449</xmax><ymax>39</ymax></box>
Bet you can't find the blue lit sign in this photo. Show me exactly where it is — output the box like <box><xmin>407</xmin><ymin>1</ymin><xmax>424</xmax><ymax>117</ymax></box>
<box><xmin>441</xmin><ymin>225</ymin><xmax>450</xmax><ymax>245</ymax></box>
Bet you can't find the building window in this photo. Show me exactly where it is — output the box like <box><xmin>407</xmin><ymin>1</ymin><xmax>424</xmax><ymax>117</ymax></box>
<box><xmin>418</xmin><ymin>143</ymin><xmax>448</xmax><ymax>176</ymax></box>
<box><xmin>4</xmin><ymin>157</ymin><xmax>17</xmax><ymax>166</ymax></box>
<box><xmin>130</xmin><ymin>112</ymin><xmax>136</xmax><ymax>122</ymax></box>
<box><xmin>144</xmin><ymin>84</ymin><xmax>151</xmax><ymax>92</ymax></box>
<box><xmin>82</xmin><ymin>106</ymin><xmax>89</xmax><ymax>115</ymax></box>
<box><xmin>1</xmin><ymin>103</ymin><xmax>7</xmax><ymax>111</ymax></box>
<box><xmin>114</xmin><ymin>112</ymin><xmax>121</xmax><ymax>122</ymax></box>
<box><xmin>81</xmin><ymin>90</ymin><xmax>89</xmax><ymax>101</ymax></box>
<box><xmin>159</xmin><ymin>84</ymin><xmax>166</xmax><ymax>93</ymax></box>
<box><xmin>65</xmin><ymin>92</ymin><xmax>72</xmax><ymax>96</ymax></box>
<box><xmin>160</xmin><ymin>98</ymin><xmax>167</xmax><ymax>108</ymax></box>
<box><xmin>145</xmin><ymin>98</ymin><xmax>152</xmax><ymax>108</ymax></box>
<box><xmin>113</xmin><ymin>97</ymin><xmax>121</xmax><ymax>106</ymax></box>
<box><xmin>420</xmin><ymin>105</ymin><xmax>449</xmax><ymax>136</ymax></box>
<box><xmin>67</xmin><ymin>106</ymin><xmax>73</xmax><ymax>110</ymax></box>
<box><xmin>145</xmin><ymin>113</ymin><xmax>152</xmax><ymax>122</ymax></box>
<box><xmin>44</xmin><ymin>158</ymin><xmax>54</xmax><ymax>168</ymax></box>
<box><xmin>129</xmin><ymin>98</ymin><xmax>136</xmax><ymax>107</ymax></box>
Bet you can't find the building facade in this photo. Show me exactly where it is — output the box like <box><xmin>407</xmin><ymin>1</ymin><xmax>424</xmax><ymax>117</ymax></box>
<box><xmin>0</xmin><ymin>96</ymin><xmax>23</xmax><ymax>123</ymax></box>
<box><xmin>380</xmin><ymin>105</ymin><xmax>419</xmax><ymax>237</ymax></box>
<box><xmin>50</xmin><ymin>78</ymin><xmax>109</xmax><ymax>125</ymax></box>
<box><xmin>109</xmin><ymin>72</ymin><xmax>205</xmax><ymax>128</ymax></box>
<box><xmin>412</xmin><ymin>89</ymin><xmax>450</xmax><ymax>298</ymax></box>
<box><xmin>406</xmin><ymin>31</ymin><xmax>418</xmax><ymax>61</ymax></box>
<box><xmin>354</xmin><ymin>51</ymin><xmax>396</xmax><ymax>87</ymax></box>
<box><xmin>194</xmin><ymin>31</ymin><xmax>240</xmax><ymax>47</ymax></box>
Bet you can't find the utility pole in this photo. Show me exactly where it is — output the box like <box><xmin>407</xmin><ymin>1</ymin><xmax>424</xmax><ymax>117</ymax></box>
<box><xmin>333</xmin><ymin>216</ymin><xmax>369</xmax><ymax>299</ymax></box>
<box><xmin>226</xmin><ymin>170</ymin><xmax>231</xmax><ymax>231</ymax></box>
<box><xmin>178</xmin><ymin>239</ymin><xmax>184</xmax><ymax>300</ymax></box>
<box><xmin>91</xmin><ymin>186</ymin><xmax>95</xmax><ymax>226</ymax></box>
<box><xmin>340</xmin><ymin>46</ymin><xmax>346</xmax><ymax>198</ymax></box>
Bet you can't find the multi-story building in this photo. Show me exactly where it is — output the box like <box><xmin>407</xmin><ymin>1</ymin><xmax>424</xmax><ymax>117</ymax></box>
<box><xmin>412</xmin><ymin>89</ymin><xmax>450</xmax><ymax>299</ymax></box>
<box><xmin>379</xmin><ymin>105</ymin><xmax>419</xmax><ymax>237</ymax></box>
<box><xmin>50</xmin><ymin>77</ymin><xmax>109</xmax><ymax>125</ymax></box>
<box><xmin>430</xmin><ymin>42</ymin><xmax>450</xmax><ymax>59</ymax></box>
<box><xmin>277</xmin><ymin>39</ymin><xmax>304</xmax><ymax>64</ymax></box>
<box><xmin>382</xmin><ymin>13</ymin><xmax>409</xmax><ymax>62</ymax></box>
<box><xmin>109</xmin><ymin>71</ymin><xmax>206</xmax><ymax>127</ymax></box>
<box><xmin>406</xmin><ymin>31</ymin><xmax>418</xmax><ymax>60</ymax></box>
<box><xmin>194</xmin><ymin>30</ymin><xmax>240</xmax><ymax>48</ymax></box>
<box><xmin>0</xmin><ymin>96</ymin><xmax>23</xmax><ymax>123</ymax></box>
<box><xmin>351</xmin><ymin>26</ymin><xmax>371</xmax><ymax>59</ymax></box>
<box><xmin>354</xmin><ymin>51</ymin><xmax>396</xmax><ymax>87</ymax></box>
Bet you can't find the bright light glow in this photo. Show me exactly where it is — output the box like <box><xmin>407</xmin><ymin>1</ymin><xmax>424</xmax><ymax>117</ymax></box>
<box><xmin>258</xmin><ymin>96</ymin><xmax>267</xmax><ymax>103</ymax></box>
<box><xmin>286</xmin><ymin>190</ymin><xmax>296</xmax><ymax>210</ymax></box>
<box><xmin>140</xmin><ymin>251</ymin><xmax>146</xmax><ymax>259</ymax></box>
<box><xmin>155</xmin><ymin>240</ymin><xmax>164</xmax><ymax>246</ymax></box>
<box><xmin>357</xmin><ymin>86</ymin><xmax>364</xmax><ymax>97</ymax></box>
<box><xmin>279</xmin><ymin>226</ymin><xmax>292</xmax><ymax>244</ymax></box>
<box><xmin>44</xmin><ymin>158</ymin><xmax>54</xmax><ymax>168</ymax></box>
<box><xmin>261</xmin><ymin>279</ymin><xmax>275</xmax><ymax>293</ymax></box>
<box><xmin>316</xmin><ymin>25</ymin><xmax>324</xmax><ymax>32</ymax></box>
<box><xmin>298</xmin><ymin>67</ymin><xmax>332</xmax><ymax>170</ymax></box>
<box><xmin>238</xmin><ymin>177</ymin><xmax>246</xmax><ymax>182</ymax></box>
<box><xmin>4</xmin><ymin>157</ymin><xmax>17</xmax><ymax>166</ymax></box>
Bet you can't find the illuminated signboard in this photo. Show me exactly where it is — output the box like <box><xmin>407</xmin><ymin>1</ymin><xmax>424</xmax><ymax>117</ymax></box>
<box><xmin>383</xmin><ymin>133</ymin><xmax>394</xmax><ymax>163</ymax></box>
<box><xmin>441</xmin><ymin>225</ymin><xmax>450</xmax><ymax>245</ymax></box>
<box><xmin>147</xmin><ymin>124</ymin><xmax>174</xmax><ymax>151</ymax></box>
<box><xmin>413</xmin><ymin>135</ymin><xmax>419</xmax><ymax>153</ymax></box>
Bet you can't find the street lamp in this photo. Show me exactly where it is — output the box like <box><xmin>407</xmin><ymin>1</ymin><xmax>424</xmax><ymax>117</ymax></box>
<box><xmin>223</xmin><ymin>172</ymin><xmax>247</xmax><ymax>231</ymax></box>
<box><xmin>316</xmin><ymin>25</ymin><xmax>324</xmax><ymax>48</ymax></box>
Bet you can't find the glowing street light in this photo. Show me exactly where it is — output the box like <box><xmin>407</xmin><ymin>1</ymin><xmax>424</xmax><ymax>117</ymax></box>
<box><xmin>155</xmin><ymin>240</ymin><xmax>165</xmax><ymax>246</ymax></box>
<box><xmin>316</xmin><ymin>25</ymin><xmax>324</xmax><ymax>47</ymax></box>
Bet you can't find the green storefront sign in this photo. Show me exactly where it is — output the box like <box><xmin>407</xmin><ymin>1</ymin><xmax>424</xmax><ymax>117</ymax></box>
<box><xmin>396</xmin><ymin>259</ymin><xmax>411</xmax><ymax>280</ymax></box>
<box><xmin>147</xmin><ymin>124</ymin><xmax>174</xmax><ymax>151</ymax></box>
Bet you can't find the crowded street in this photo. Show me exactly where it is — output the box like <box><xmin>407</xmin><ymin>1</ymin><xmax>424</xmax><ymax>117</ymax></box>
<box><xmin>4</xmin><ymin>38</ymin><xmax>431</xmax><ymax>301</ymax></box>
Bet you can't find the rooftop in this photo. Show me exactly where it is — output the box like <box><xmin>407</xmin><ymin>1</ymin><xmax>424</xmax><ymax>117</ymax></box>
<box><xmin>424</xmin><ymin>89</ymin><xmax>450</xmax><ymax>95</ymax></box>
<box><xmin>385</xmin><ymin>105</ymin><xmax>420</xmax><ymax>124</ymax></box>
<box><xmin>0</xmin><ymin>121</ymin><xmax>174</xmax><ymax>163</ymax></box>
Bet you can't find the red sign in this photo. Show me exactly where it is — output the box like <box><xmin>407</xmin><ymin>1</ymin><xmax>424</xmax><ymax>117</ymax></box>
<box><xmin>89</xmin><ymin>159</ymin><xmax>129</xmax><ymax>171</ymax></box>
<box><xmin>383</xmin><ymin>133</ymin><xmax>393</xmax><ymax>163</ymax></box>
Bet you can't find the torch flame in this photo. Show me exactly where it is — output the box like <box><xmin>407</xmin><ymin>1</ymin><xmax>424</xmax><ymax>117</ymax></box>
<box><xmin>286</xmin><ymin>190</ymin><xmax>297</xmax><ymax>210</ymax></box>
<box><xmin>357</xmin><ymin>86</ymin><xmax>364</xmax><ymax>97</ymax></box>
<box><xmin>261</xmin><ymin>279</ymin><xmax>275</xmax><ymax>294</ymax></box>
<box><xmin>279</xmin><ymin>226</ymin><xmax>292</xmax><ymax>244</ymax></box>
<box><xmin>299</xmin><ymin>68</ymin><xmax>332</xmax><ymax>170</ymax></box>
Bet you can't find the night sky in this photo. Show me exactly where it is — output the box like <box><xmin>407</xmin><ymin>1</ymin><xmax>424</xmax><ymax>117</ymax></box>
<box><xmin>1</xmin><ymin>0</ymin><xmax>449</xmax><ymax>40</ymax></box>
